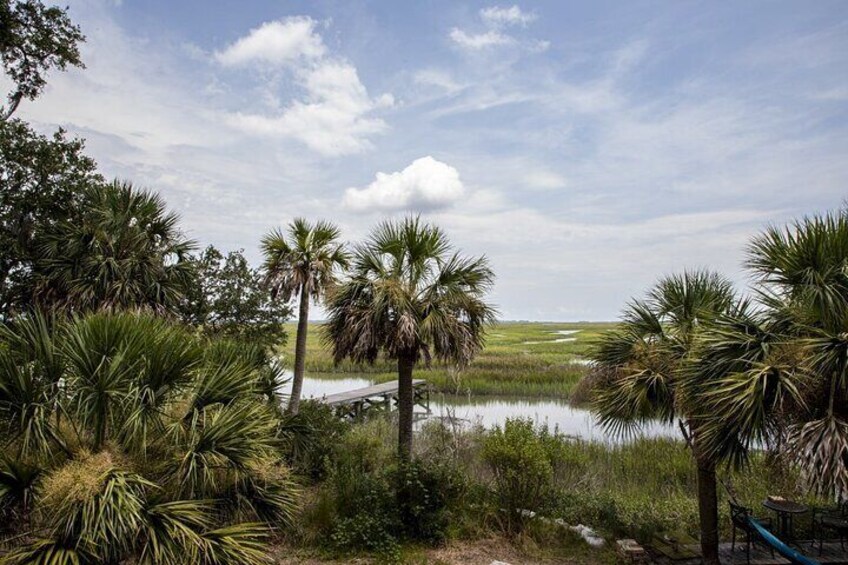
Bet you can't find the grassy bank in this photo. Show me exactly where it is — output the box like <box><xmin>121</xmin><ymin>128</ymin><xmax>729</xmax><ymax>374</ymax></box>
<box><xmin>283</xmin><ymin>407</ymin><xmax>824</xmax><ymax>563</ymax></box>
<box><xmin>281</xmin><ymin>321</ymin><xmax>614</xmax><ymax>398</ymax></box>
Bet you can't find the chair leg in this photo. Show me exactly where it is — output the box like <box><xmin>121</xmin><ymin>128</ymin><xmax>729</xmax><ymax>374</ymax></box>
<box><xmin>746</xmin><ymin>530</ymin><xmax>751</xmax><ymax>565</ymax></box>
<box><xmin>732</xmin><ymin>527</ymin><xmax>736</xmax><ymax>552</ymax></box>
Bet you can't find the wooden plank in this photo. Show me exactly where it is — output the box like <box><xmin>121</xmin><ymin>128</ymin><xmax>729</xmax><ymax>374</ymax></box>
<box><xmin>320</xmin><ymin>379</ymin><xmax>427</xmax><ymax>407</ymax></box>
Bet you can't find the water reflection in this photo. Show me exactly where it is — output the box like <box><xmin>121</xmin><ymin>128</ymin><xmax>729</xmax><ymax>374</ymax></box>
<box><xmin>285</xmin><ymin>374</ymin><xmax>678</xmax><ymax>443</ymax></box>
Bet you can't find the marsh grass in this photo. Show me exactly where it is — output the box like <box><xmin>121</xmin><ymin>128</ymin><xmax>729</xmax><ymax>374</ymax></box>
<box><xmin>291</xmin><ymin>417</ymin><xmax>825</xmax><ymax>562</ymax></box>
<box><xmin>281</xmin><ymin>322</ymin><xmax>614</xmax><ymax>398</ymax></box>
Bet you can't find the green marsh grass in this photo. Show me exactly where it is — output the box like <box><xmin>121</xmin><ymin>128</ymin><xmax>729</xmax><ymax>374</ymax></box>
<box><xmin>280</xmin><ymin>321</ymin><xmax>615</xmax><ymax>398</ymax></box>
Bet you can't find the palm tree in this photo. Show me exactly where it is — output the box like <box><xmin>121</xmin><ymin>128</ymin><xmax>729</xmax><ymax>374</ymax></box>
<box><xmin>695</xmin><ymin>211</ymin><xmax>848</xmax><ymax>498</ymax></box>
<box><xmin>33</xmin><ymin>180</ymin><xmax>195</xmax><ymax>314</ymax></box>
<box><xmin>261</xmin><ymin>219</ymin><xmax>349</xmax><ymax>415</ymax></box>
<box><xmin>324</xmin><ymin>217</ymin><xmax>496</xmax><ymax>458</ymax></box>
<box><xmin>0</xmin><ymin>311</ymin><xmax>298</xmax><ymax>564</ymax></box>
<box><xmin>591</xmin><ymin>270</ymin><xmax>735</xmax><ymax>564</ymax></box>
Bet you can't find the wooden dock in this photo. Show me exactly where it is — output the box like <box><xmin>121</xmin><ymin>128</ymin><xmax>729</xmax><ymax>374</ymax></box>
<box><xmin>320</xmin><ymin>379</ymin><xmax>429</xmax><ymax>419</ymax></box>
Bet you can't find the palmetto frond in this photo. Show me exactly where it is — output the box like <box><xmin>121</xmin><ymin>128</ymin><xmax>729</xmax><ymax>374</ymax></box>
<box><xmin>34</xmin><ymin>180</ymin><xmax>196</xmax><ymax>314</ymax></box>
<box><xmin>261</xmin><ymin>218</ymin><xmax>348</xmax><ymax>302</ymax></box>
<box><xmin>198</xmin><ymin>522</ymin><xmax>270</xmax><ymax>565</ymax></box>
<box><xmin>692</xmin><ymin>209</ymin><xmax>848</xmax><ymax>493</ymax></box>
<box><xmin>138</xmin><ymin>498</ymin><xmax>213</xmax><ymax>564</ymax></box>
<box><xmin>590</xmin><ymin>270</ymin><xmax>735</xmax><ymax>436</ymax></box>
<box><xmin>325</xmin><ymin>216</ymin><xmax>496</xmax><ymax>365</ymax></box>
<box><xmin>173</xmin><ymin>403</ymin><xmax>279</xmax><ymax>499</ymax></box>
<box><xmin>0</xmin><ymin>456</ymin><xmax>42</xmax><ymax>525</ymax></box>
<box><xmin>747</xmin><ymin>212</ymin><xmax>848</xmax><ymax>331</ymax></box>
<box><xmin>0</xmin><ymin>313</ymin><xmax>65</xmax><ymax>457</ymax></box>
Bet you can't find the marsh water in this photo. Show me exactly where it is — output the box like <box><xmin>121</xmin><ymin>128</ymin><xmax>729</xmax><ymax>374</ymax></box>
<box><xmin>284</xmin><ymin>373</ymin><xmax>678</xmax><ymax>443</ymax></box>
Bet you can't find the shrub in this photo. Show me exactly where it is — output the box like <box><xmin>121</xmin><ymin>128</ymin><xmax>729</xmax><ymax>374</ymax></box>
<box><xmin>286</xmin><ymin>399</ymin><xmax>350</xmax><ymax>481</ymax></box>
<box><xmin>482</xmin><ymin>418</ymin><xmax>556</xmax><ymax>532</ymax></box>
<box><xmin>0</xmin><ymin>312</ymin><xmax>297</xmax><ymax>564</ymax></box>
<box><xmin>392</xmin><ymin>458</ymin><xmax>466</xmax><ymax>544</ymax></box>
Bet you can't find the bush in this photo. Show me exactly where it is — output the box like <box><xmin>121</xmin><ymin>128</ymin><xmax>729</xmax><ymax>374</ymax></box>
<box><xmin>482</xmin><ymin>418</ymin><xmax>556</xmax><ymax>532</ymax></box>
<box><xmin>307</xmin><ymin>418</ymin><xmax>469</xmax><ymax>558</ymax></box>
<box><xmin>392</xmin><ymin>458</ymin><xmax>466</xmax><ymax>544</ymax></box>
<box><xmin>328</xmin><ymin>474</ymin><xmax>400</xmax><ymax>560</ymax></box>
<box><xmin>286</xmin><ymin>400</ymin><xmax>350</xmax><ymax>481</ymax></box>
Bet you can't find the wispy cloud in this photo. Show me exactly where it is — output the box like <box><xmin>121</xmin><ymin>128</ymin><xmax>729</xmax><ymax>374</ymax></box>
<box><xmin>450</xmin><ymin>4</ymin><xmax>547</xmax><ymax>52</ymax></box>
<box><xmin>214</xmin><ymin>17</ymin><xmax>326</xmax><ymax>67</ymax></box>
<box><xmin>480</xmin><ymin>5</ymin><xmax>536</xmax><ymax>28</ymax></box>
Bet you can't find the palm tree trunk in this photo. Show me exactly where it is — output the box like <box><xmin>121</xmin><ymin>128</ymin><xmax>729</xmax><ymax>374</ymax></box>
<box><xmin>397</xmin><ymin>353</ymin><xmax>416</xmax><ymax>459</ymax></box>
<box><xmin>691</xmin><ymin>423</ymin><xmax>720</xmax><ymax>564</ymax></box>
<box><xmin>287</xmin><ymin>289</ymin><xmax>310</xmax><ymax>415</ymax></box>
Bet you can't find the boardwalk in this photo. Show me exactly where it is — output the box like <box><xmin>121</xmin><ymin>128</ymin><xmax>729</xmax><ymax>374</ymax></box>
<box><xmin>320</xmin><ymin>379</ymin><xmax>429</xmax><ymax>419</ymax></box>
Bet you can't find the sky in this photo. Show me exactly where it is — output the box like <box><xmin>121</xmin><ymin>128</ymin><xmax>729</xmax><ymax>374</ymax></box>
<box><xmin>10</xmin><ymin>0</ymin><xmax>848</xmax><ymax>320</ymax></box>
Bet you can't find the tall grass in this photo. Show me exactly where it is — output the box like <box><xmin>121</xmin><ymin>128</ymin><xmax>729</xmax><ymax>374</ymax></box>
<box><xmin>281</xmin><ymin>322</ymin><xmax>613</xmax><ymax>398</ymax></box>
<box><xmin>291</xmin><ymin>416</ymin><xmax>826</xmax><ymax>559</ymax></box>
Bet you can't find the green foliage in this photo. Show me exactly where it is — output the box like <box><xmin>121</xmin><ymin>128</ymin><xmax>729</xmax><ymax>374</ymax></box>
<box><xmin>33</xmin><ymin>180</ymin><xmax>196</xmax><ymax>314</ymax></box>
<box><xmin>305</xmin><ymin>419</ymin><xmax>465</xmax><ymax>559</ymax></box>
<box><xmin>180</xmin><ymin>245</ymin><xmax>291</xmax><ymax>350</ymax></box>
<box><xmin>694</xmin><ymin>209</ymin><xmax>848</xmax><ymax>496</ymax></box>
<box><xmin>0</xmin><ymin>312</ymin><xmax>298</xmax><ymax>564</ymax></box>
<box><xmin>482</xmin><ymin>418</ymin><xmax>556</xmax><ymax>532</ymax></box>
<box><xmin>0</xmin><ymin>119</ymin><xmax>101</xmax><ymax>319</ymax></box>
<box><xmin>391</xmin><ymin>458</ymin><xmax>466</xmax><ymax>544</ymax></box>
<box><xmin>0</xmin><ymin>0</ymin><xmax>85</xmax><ymax>119</ymax></box>
<box><xmin>286</xmin><ymin>400</ymin><xmax>350</xmax><ymax>481</ymax></box>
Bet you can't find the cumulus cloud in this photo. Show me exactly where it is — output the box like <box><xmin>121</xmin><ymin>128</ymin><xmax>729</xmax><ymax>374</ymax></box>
<box><xmin>344</xmin><ymin>156</ymin><xmax>465</xmax><ymax>212</ymax></box>
<box><xmin>216</xmin><ymin>17</ymin><xmax>391</xmax><ymax>156</ymax></box>
<box><xmin>214</xmin><ymin>16</ymin><xmax>326</xmax><ymax>67</ymax></box>
<box><xmin>480</xmin><ymin>5</ymin><xmax>537</xmax><ymax>28</ymax></box>
<box><xmin>450</xmin><ymin>4</ymin><xmax>546</xmax><ymax>52</ymax></box>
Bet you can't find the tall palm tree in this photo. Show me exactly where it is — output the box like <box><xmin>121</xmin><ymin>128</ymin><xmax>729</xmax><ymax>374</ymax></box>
<box><xmin>591</xmin><ymin>270</ymin><xmax>735</xmax><ymax>564</ymax></box>
<box><xmin>695</xmin><ymin>211</ymin><xmax>848</xmax><ymax>498</ymax></box>
<box><xmin>261</xmin><ymin>219</ymin><xmax>349</xmax><ymax>415</ymax></box>
<box><xmin>324</xmin><ymin>217</ymin><xmax>495</xmax><ymax>458</ymax></box>
<box><xmin>33</xmin><ymin>180</ymin><xmax>195</xmax><ymax>314</ymax></box>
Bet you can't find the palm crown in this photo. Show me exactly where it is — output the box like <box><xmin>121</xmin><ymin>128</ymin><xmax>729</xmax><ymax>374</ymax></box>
<box><xmin>325</xmin><ymin>217</ymin><xmax>496</xmax><ymax>366</ymax></box>
<box><xmin>261</xmin><ymin>218</ymin><xmax>349</xmax><ymax>303</ymax></box>
<box><xmin>592</xmin><ymin>269</ymin><xmax>735</xmax><ymax>433</ymax></box>
<box><xmin>694</xmin><ymin>211</ymin><xmax>848</xmax><ymax>496</ymax></box>
<box><xmin>34</xmin><ymin>180</ymin><xmax>195</xmax><ymax>314</ymax></box>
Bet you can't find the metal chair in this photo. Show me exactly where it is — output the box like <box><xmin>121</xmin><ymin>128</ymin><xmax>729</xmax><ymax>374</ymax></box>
<box><xmin>812</xmin><ymin>501</ymin><xmax>848</xmax><ymax>555</ymax></box>
<box><xmin>730</xmin><ymin>502</ymin><xmax>774</xmax><ymax>564</ymax></box>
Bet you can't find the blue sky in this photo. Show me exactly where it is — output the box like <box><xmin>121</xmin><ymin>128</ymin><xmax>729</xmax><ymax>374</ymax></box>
<box><xmin>10</xmin><ymin>0</ymin><xmax>848</xmax><ymax>320</ymax></box>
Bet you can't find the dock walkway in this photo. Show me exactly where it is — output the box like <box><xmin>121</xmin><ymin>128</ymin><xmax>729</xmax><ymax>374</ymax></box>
<box><xmin>319</xmin><ymin>379</ymin><xmax>429</xmax><ymax>419</ymax></box>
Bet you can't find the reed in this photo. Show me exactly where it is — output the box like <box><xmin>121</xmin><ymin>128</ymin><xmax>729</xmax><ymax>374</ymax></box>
<box><xmin>280</xmin><ymin>321</ymin><xmax>614</xmax><ymax>398</ymax></box>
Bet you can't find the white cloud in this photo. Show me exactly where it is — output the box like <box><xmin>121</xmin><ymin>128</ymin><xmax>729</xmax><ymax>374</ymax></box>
<box><xmin>226</xmin><ymin>61</ymin><xmax>389</xmax><ymax>155</ymax></box>
<box><xmin>449</xmin><ymin>28</ymin><xmax>515</xmax><ymax>50</ymax></box>
<box><xmin>214</xmin><ymin>16</ymin><xmax>326</xmax><ymax>67</ymax></box>
<box><xmin>344</xmin><ymin>156</ymin><xmax>465</xmax><ymax>212</ymax></box>
<box><xmin>218</xmin><ymin>18</ymin><xmax>391</xmax><ymax>156</ymax></box>
<box><xmin>480</xmin><ymin>5</ymin><xmax>536</xmax><ymax>28</ymax></box>
<box><xmin>450</xmin><ymin>4</ymin><xmax>546</xmax><ymax>52</ymax></box>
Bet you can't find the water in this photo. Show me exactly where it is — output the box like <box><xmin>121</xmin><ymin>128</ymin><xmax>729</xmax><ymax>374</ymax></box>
<box><xmin>284</xmin><ymin>373</ymin><xmax>679</xmax><ymax>443</ymax></box>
